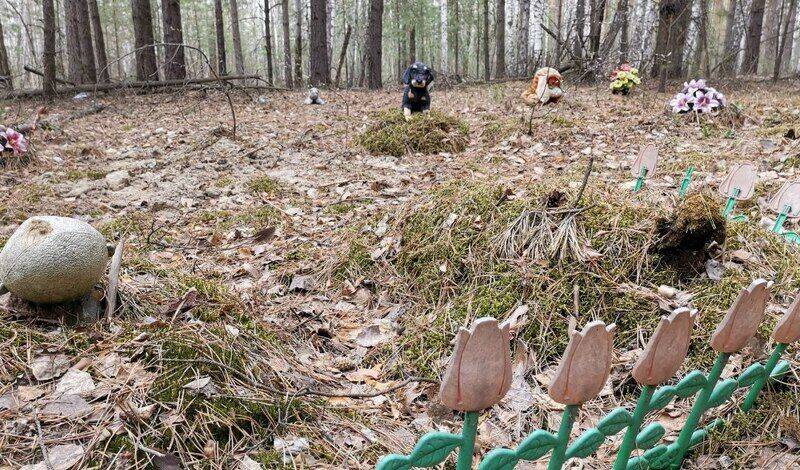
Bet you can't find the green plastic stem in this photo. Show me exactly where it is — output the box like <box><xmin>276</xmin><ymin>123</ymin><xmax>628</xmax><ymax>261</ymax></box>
<box><xmin>669</xmin><ymin>352</ymin><xmax>730</xmax><ymax>469</ymax></box>
<box><xmin>547</xmin><ymin>405</ymin><xmax>578</xmax><ymax>470</ymax></box>
<box><xmin>772</xmin><ymin>206</ymin><xmax>791</xmax><ymax>233</ymax></box>
<box><xmin>741</xmin><ymin>343</ymin><xmax>788</xmax><ymax>412</ymax></box>
<box><xmin>722</xmin><ymin>187</ymin><xmax>741</xmax><ymax>219</ymax></box>
<box><xmin>612</xmin><ymin>385</ymin><xmax>655</xmax><ymax>470</ymax></box>
<box><xmin>678</xmin><ymin>166</ymin><xmax>694</xmax><ymax>198</ymax></box>
<box><xmin>456</xmin><ymin>412</ymin><xmax>479</xmax><ymax>470</ymax></box>
<box><xmin>633</xmin><ymin>167</ymin><xmax>648</xmax><ymax>192</ymax></box>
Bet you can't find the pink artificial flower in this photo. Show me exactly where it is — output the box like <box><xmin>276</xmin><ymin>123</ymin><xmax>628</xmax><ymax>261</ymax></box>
<box><xmin>4</xmin><ymin>128</ymin><xmax>28</xmax><ymax>155</ymax></box>
<box><xmin>682</xmin><ymin>79</ymin><xmax>707</xmax><ymax>95</ymax></box>
<box><xmin>670</xmin><ymin>92</ymin><xmax>692</xmax><ymax>113</ymax></box>
<box><xmin>693</xmin><ymin>90</ymin><xmax>719</xmax><ymax>114</ymax></box>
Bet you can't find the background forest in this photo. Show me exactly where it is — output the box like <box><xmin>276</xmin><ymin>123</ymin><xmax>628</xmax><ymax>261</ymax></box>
<box><xmin>0</xmin><ymin>0</ymin><xmax>799</xmax><ymax>95</ymax></box>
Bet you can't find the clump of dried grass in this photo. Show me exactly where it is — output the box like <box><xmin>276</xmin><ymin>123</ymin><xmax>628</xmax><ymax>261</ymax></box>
<box><xmin>358</xmin><ymin>109</ymin><xmax>469</xmax><ymax>157</ymax></box>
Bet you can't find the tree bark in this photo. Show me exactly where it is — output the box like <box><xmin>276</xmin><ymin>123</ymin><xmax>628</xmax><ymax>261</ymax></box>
<box><xmin>65</xmin><ymin>0</ymin><xmax>84</xmax><ymax>83</ymax></box>
<box><xmin>781</xmin><ymin>0</ymin><xmax>797</xmax><ymax>73</ymax></box>
<box><xmin>43</xmin><ymin>0</ymin><xmax>57</xmax><ymax>96</ymax></box>
<box><xmin>483</xmin><ymin>0</ymin><xmax>490</xmax><ymax>79</ymax></box>
<box><xmin>334</xmin><ymin>24</ymin><xmax>351</xmax><ymax>86</ymax></box>
<box><xmin>162</xmin><ymin>0</ymin><xmax>186</xmax><ymax>80</ymax></box>
<box><xmin>773</xmin><ymin>0</ymin><xmax>798</xmax><ymax>80</ymax></box>
<box><xmin>87</xmin><ymin>0</ymin><xmax>109</xmax><ymax>82</ymax></box>
<box><xmin>518</xmin><ymin>0</ymin><xmax>531</xmax><ymax>76</ymax></box>
<box><xmin>309</xmin><ymin>0</ymin><xmax>330</xmax><ymax>85</ymax></box>
<box><xmin>762</xmin><ymin>0</ymin><xmax>782</xmax><ymax>73</ymax></box>
<box><xmin>452</xmin><ymin>0</ymin><xmax>460</xmax><ymax>75</ymax></box>
<box><xmin>588</xmin><ymin>0</ymin><xmax>607</xmax><ymax>62</ymax></box>
<box><xmin>496</xmin><ymin>0</ymin><xmax>507</xmax><ymax>78</ymax></box>
<box><xmin>440</xmin><ymin>0</ymin><xmax>448</xmax><ymax>73</ymax></box>
<box><xmin>651</xmin><ymin>0</ymin><xmax>691</xmax><ymax>78</ymax></box>
<box><xmin>229</xmin><ymin>0</ymin><xmax>246</xmax><ymax>75</ymax></box>
<box><xmin>692</xmin><ymin>0</ymin><xmax>710</xmax><ymax>75</ymax></box>
<box><xmin>131</xmin><ymin>0</ymin><xmax>159</xmax><ymax>80</ymax></box>
<box><xmin>618</xmin><ymin>0</ymin><xmax>629</xmax><ymax>62</ymax></box>
<box><xmin>366</xmin><ymin>0</ymin><xmax>383</xmax><ymax>89</ymax></box>
<box><xmin>294</xmin><ymin>0</ymin><xmax>302</xmax><ymax>86</ymax></box>
<box><xmin>326</xmin><ymin>0</ymin><xmax>333</xmax><ymax>65</ymax></box>
<box><xmin>77</xmin><ymin>0</ymin><xmax>97</xmax><ymax>82</ymax></box>
<box><xmin>281</xmin><ymin>0</ymin><xmax>293</xmax><ymax>87</ymax></box>
<box><xmin>408</xmin><ymin>26</ymin><xmax>416</xmax><ymax>64</ymax></box>
<box><xmin>741</xmin><ymin>0</ymin><xmax>767</xmax><ymax>74</ymax></box>
<box><xmin>264</xmin><ymin>0</ymin><xmax>275</xmax><ymax>85</ymax></box>
<box><xmin>214</xmin><ymin>0</ymin><xmax>227</xmax><ymax>75</ymax></box>
<box><xmin>0</xmin><ymin>18</ymin><xmax>11</xmax><ymax>88</ymax></box>
<box><xmin>573</xmin><ymin>0</ymin><xmax>586</xmax><ymax>58</ymax></box>
<box><xmin>720</xmin><ymin>0</ymin><xmax>739</xmax><ymax>76</ymax></box>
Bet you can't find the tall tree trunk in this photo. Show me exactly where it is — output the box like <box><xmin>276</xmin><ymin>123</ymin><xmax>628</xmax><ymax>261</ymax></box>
<box><xmin>762</xmin><ymin>0</ymin><xmax>782</xmax><ymax>73</ymax></box>
<box><xmin>483</xmin><ymin>0</ymin><xmax>490</xmax><ymax>79</ymax></box>
<box><xmin>692</xmin><ymin>0</ymin><xmax>709</xmax><ymax>75</ymax></box>
<box><xmin>334</xmin><ymin>24</ymin><xmax>351</xmax><ymax>86</ymax></box>
<box><xmin>651</xmin><ymin>0</ymin><xmax>691</xmax><ymax>78</ymax></box>
<box><xmin>588</xmin><ymin>0</ymin><xmax>607</xmax><ymax>62</ymax></box>
<box><xmin>0</xmin><ymin>18</ymin><xmax>11</xmax><ymax>88</ymax></box>
<box><xmin>309</xmin><ymin>0</ymin><xmax>330</xmax><ymax>85</ymax></box>
<box><xmin>366</xmin><ymin>0</ymin><xmax>383</xmax><ymax>89</ymax></box>
<box><xmin>294</xmin><ymin>0</ymin><xmax>302</xmax><ymax>86</ymax></box>
<box><xmin>87</xmin><ymin>0</ymin><xmax>109</xmax><ymax>82</ymax></box>
<box><xmin>452</xmin><ymin>0</ymin><xmax>460</xmax><ymax>75</ymax></box>
<box><xmin>440</xmin><ymin>0</ymin><xmax>448</xmax><ymax>73</ymax></box>
<box><xmin>65</xmin><ymin>0</ymin><xmax>84</xmax><ymax>83</ymax></box>
<box><xmin>618</xmin><ymin>0</ymin><xmax>629</xmax><ymax>62</ymax></box>
<box><xmin>496</xmin><ymin>0</ymin><xmax>507</xmax><ymax>77</ymax></box>
<box><xmin>573</xmin><ymin>0</ymin><xmax>586</xmax><ymax>58</ymax></box>
<box><xmin>131</xmin><ymin>0</ymin><xmax>159</xmax><ymax>80</ymax></box>
<box><xmin>43</xmin><ymin>0</ymin><xmax>57</xmax><ymax>96</ymax></box>
<box><xmin>554</xmin><ymin>0</ymin><xmax>564</xmax><ymax>63</ymax></box>
<box><xmin>407</xmin><ymin>26</ymin><xmax>416</xmax><ymax>64</ymax></box>
<box><xmin>326</xmin><ymin>0</ymin><xmax>333</xmax><ymax>65</ymax></box>
<box><xmin>281</xmin><ymin>0</ymin><xmax>293</xmax><ymax>87</ymax></box>
<box><xmin>773</xmin><ymin>0</ymin><xmax>798</xmax><ymax>80</ymax></box>
<box><xmin>720</xmin><ymin>0</ymin><xmax>739</xmax><ymax>76</ymax></box>
<box><xmin>77</xmin><ymin>0</ymin><xmax>97</xmax><ymax>82</ymax></box>
<box><xmin>162</xmin><ymin>0</ymin><xmax>186</xmax><ymax>80</ymax></box>
<box><xmin>264</xmin><ymin>0</ymin><xmax>275</xmax><ymax>85</ymax></box>
<box><xmin>781</xmin><ymin>0</ymin><xmax>797</xmax><ymax>73</ymax></box>
<box><xmin>214</xmin><ymin>0</ymin><xmax>227</xmax><ymax>75</ymax></box>
<box><xmin>229</xmin><ymin>0</ymin><xmax>246</xmax><ymax>75</ymax></box>
<box><xmin>111</xmin><ymin>2</ymin><xmax>124</xmax><ymax>78</ymax></box>
<box><xmin>741</xmin><ymin>0</ymin><xmax>767</xmax><ymax>73</ymax></box>
<box><xmin>518</xmin><ymin>0</ymin><xmax>531</xmax><ymax>76</ymax></box>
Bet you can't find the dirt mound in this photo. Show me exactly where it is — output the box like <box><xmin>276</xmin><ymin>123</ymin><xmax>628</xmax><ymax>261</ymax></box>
<box><xmin>358</xmin><ymin>109</ymin><xmax>469</xmax><ymax>157</ymax></box>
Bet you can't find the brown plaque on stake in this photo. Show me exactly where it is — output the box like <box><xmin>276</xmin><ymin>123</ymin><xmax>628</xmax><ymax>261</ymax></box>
<box><xmin>768</xmin><ymin>181</ymin><xmax>800</xmax><ymax>218</ymax></box>
<box><xmin>718</xmin><ymin>163</ymin><xmax>757</xmax><ymax>200</ymax></box>
<box><xmin>710</xmin><ymin>279</ymin><xmax>772</xmax><ymax>353</ymax></box>
<box><xmin>548</xmin><ymin>321</ymin><xmax>616</xmax><ymax>405</ymax></box>
<box><xmin>632</xmin><ymin>308</ymin><xmax>698</xmax><ymax>386</ymax></box>
<box><xmin>439</xmin><ymin>317</ymin><xmax>513</xmax><ymax>412</ymax></box>
<box><xmin>631</xmin><ymin>145</ymin><xmax>659</xmax><ymax>178</ymax></box>
<box><xmin>773</xmin><ymin>294</ymin><xmax>800</xmax><ymax>344</ymax></box>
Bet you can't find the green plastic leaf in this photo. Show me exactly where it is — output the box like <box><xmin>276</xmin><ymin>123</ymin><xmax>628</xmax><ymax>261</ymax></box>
<box><xmin>375</xmin><ymin>455</ymin><xmax>411</xmax><ymax>470</ymax></box>
<box><xmin>645</xmin><ymin>444</ymin><xmax>676</xmax><ymax>469</ymax></box>
<box><xmin>689</xmin><ymin>428</ymin><xmax>708</xmax><ymax>448</ymax></box>
<box><xmin>407</xmin><ymin>432</ymin><xmax>462</xmax><ymax>467</ymax></box>
<box><xmin>706</xmin><ymin>379</ymin><xmax>738</xmax><ymax>409</ymax></box>
<box><xmin>476</xmin><ymin>449</ymin><xmax>519</xmax><ymax>470</ymax></box>
<box><xmin>648</xmin><ymin>386</ymin><xmax>677</xmax><ymax>411</ymax></box>
<box><xmin>641</xmin><ymin>444</ymin><xmax>669</xmax><ymax>463</ymax></box>
<box><xmin>770</xmin><ymin>360</ymin><xmax>791</xmax><ymax>379</ymax></box>
<box><xmin>674</xmin><ymin>371</ymin><xmax>708</xmax><ymax>398</ymax></box>
<box><xmin>635</xmin><ymin>423</ymin><xmax>666</xmax><ymax>450</ymax></box>
<box><xmin>737</xmin><ymin>363</ymin><xmax>766</xmax><ymax>388</ymax></box>
<box><xmin>597</xmin><ymin>408</ymin><xmax>632</xmax><ymax>436</ymax></box>
<box><xmin>626</xmin><ymin>456</ymin><xmax>650</xmax><ymax>470</ymax></box>
<box><xmin>515</xmin><ymin>430</ymin><xmax>558</xmax><ymax>460</ymax></box>
<box><xmin>565</xmin><ymin>429</ymin><xmax>605</xmax><ymax>459</ymax></box>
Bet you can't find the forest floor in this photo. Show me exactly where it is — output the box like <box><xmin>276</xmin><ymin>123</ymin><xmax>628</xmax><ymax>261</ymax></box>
<box><xmin>1</xmin><ymin>78</ymin><xmax>800</xmax><ymax>469</ymax></box>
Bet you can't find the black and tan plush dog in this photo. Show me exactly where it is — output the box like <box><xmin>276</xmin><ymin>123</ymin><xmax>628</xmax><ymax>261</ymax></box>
<box><xmin>401</xmin><ymin>62</ymin><xmax>435</xmax><ymax>120</ymax></box>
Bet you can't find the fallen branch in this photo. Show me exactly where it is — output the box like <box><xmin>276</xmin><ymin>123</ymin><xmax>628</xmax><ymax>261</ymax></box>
<box><xmin>24</xmin><ymin>65</ymin><xmax>75</xmax><ymax>86</ymax></box>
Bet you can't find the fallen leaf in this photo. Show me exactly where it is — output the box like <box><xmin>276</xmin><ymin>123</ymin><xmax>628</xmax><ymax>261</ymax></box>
<box><xmin>55</xmin><ymin>369</ymin><xmax>96</xmax><ymax>396</ymax></box>
<box><xmin>30</xmin><ymin>354</ymin><xmax>70</xmax><ymax>381</ymax></box>
<box><xmin>20</xmin><ymin>444</ymin><xmax>84</xmax><ymax>470</ymax></box>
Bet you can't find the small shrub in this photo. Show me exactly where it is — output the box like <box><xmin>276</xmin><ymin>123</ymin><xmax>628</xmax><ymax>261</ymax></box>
<box><xmin>358</xmin><ymin>109</ymin><xmax>469</xmax><ymax>157</ymax></box>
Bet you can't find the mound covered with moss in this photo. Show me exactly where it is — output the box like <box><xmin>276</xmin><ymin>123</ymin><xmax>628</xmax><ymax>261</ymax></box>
<box><xmin>358</xmin><ymin>109</ymin><xmax>469</xmax><ymax>156</ymax></box>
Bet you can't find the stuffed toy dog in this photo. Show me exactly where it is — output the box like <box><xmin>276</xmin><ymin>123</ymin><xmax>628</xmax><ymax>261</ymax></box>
<box><xmin>521</xmin><ymin>67</ymin><xmax>563</xmax><ymax>106</ymax></box>
<box><xmin>401</xmin><ymin>62</ymin><xmax>435</xmax><ymax>120</ymax></box>
<box><xmin>304</xmin><ymin>87</ymin><xmax>325</xmax><ymax>105</ymax></box>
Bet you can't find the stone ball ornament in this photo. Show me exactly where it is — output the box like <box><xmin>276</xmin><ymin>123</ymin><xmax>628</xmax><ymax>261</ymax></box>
<box><xmin>0</xmin><ymin>216</ymin><xmax>109</xmax><ymax>304</ymax></box>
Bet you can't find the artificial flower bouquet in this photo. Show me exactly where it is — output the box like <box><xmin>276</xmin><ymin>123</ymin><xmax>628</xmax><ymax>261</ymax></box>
<box><xmin>1</xmin><ymin>126</ymin><xmax>29</xmax><ymax>156</ymax></box>
<box><xmin>609</xmin><ymin>64</ymin><xmax>641</xmax><ymax>95</ymax></box>
<box><xmin>669</xmin><ymin>79</ymin><xmax>727</xmax><ymax>114</ymax></box>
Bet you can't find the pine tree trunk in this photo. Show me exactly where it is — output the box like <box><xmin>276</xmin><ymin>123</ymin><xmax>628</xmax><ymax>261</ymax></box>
<box><xmin>762</xmin><ymin>0</ymin><xmax>782</xmax><ymax>73</ymax></box>
<box><xmin>518</xmin><ymin>0</ymin><xmax>531</xmax><ymax>77</ymax></box>
<box><xmin>326</xmin><ymin>0</ymin><xmax>333</xmax><ymax>65</ymax></box>
<box><xmin>294</xmin><ymin>0</ymin><xmax>302</xmax><ymax>86</ymax></box>
<box><xmin>618</xmin><ymin>0</ymin><xmax>629</xmax><ymax>62</ymax></box>
<box><xmin>573</xmin><ymin>0</ymin><xmax>586</xmax><ymax>58</ymax></box>
<box><xmin>781</xmin><ymin>0</ymin><xmax>797</xmax><ymax>73</ymax></box>
<box><xmin>773</xmin><ymin>0</ymin><xmax>798</xmax><ymax>80</ymax></box>
<box><xmin>162</xmin><ymin>0</ymin><xmax>186</xmax><ymax>80</ymax></box>
<box><xmin>264</xmin><ymin>0</ymin><xmax>275</xmax><ymax>85</ymax></box>
<box><xmin>65</xmin><ymin>0</ymin><xmax>84</xmax><ymax>83</ymax></box>
<box><xmin>408</xmin><ymin>26</ymin><xmax>416</xmax><ymax>64</ymax></box>
<box><xmin>229</xmin><ymin>0</ymin><xmax>246</xmax><ymax>75</ymax></box>
<box><xmin>554</xmin><ymin>0</ymin><xmax>563</xmax><ymax>63</ymax></box>
<box><xmin>214</xmin><ymin>0</ymin><xmax>228</xmax><ymax>75</ymax></box>
<box><xmin>334</xmin><ymin>24</ymin><xmax>351</xmax><ymax>86</ymax></box>
<box><xmin>112</xmin><ymin>3</ymin><xmax>124</xmax><ymax>78</ymax></box>
<box><xmin>483</xmin><ymin>0</ymin><xmax>490</xmax><ymax>79</ymax></box>
<box><xmin>0</xmin><ymin>18</ymin><xmax>11</xmax><ymax>88</ymax></box>
<box><xmin>43</xmin><ymin>0</ymin><xmax>57</xmax><ymax>96</ymax></box>
<box><xmin>453</xmin><ymin>0</ymin><xmax>460</xmax><ymax>75</ymax></box>
<box><xmin>651</xmin><ymin>0</ymin><xmax>691</xmax><ymax>78</ymax></box>
<box><xmin>692</xmin><ymin>0</ymin><xmax>709</xmax><ymax>75</ymax></box>
<box><xmin>588</xmin><ymin>0</ymin><xmax>607</xmax><ymax>62</ymax></box>
<box><xmin>131</xmin><ymin>0</ymin><xmax>159</xmax><ymax>80</ymax></box>
<box><xmin>281</xmin><ymin>0</ymin><xmax>293</xmax><ymax>87</ymax></box>
<box><xmin>496</xmin><ymin>0</ymin><xmax>507</xmax><ymax>78</ymax></box>
<box><xmin>741</xmin><ymin>0</ymin><xmax>767</xmax><ymax>74</ymax></box>
<box><xmin>720</xmin><ymin>0</ymin><xmax>739</xmax><ymax>76</ymax></box>
<box><xmin>309</xmin><ymin>0</ymin><xmax>330</xmax><ymax>85</ymax></box>
<box><xmin>87</xmin><ymin>0</ymin><xmax>109</xmax><ymax>82</ymax></box>
<box><xmin>77</xmin><ymin>0</ymin><xmax>97</xmax><ymax>82</ymax></box>
<box><xmin>366</xmin><ymin>0</ymin><xmax>383</xmax><ymax>89</ymax></box>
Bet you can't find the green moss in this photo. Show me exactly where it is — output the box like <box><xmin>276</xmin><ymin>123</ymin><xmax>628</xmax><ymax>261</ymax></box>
<box><xmin>358</xmin><ymin>109</ymin><xmax>469</xmax><ymax>157</ymax></box>
<box><xmin>248</xmin><ymin>175</ymin><xmax>283</xmax><ymax>196</ymax></box>
<box><xmin>325</xmin><ymin>202</ymin><xmax>357</xmax><ymax>215</ymax></box>
<box><xmin>65</xmin><ymin>169</ymin><xmax>106</xmax><ymax>181</ymax></box>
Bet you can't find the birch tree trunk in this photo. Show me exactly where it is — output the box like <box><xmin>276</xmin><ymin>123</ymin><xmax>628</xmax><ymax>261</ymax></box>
<box><xmin>741</xmin><ymin>0</ymin><xmax>767</xmax><ymax>73</ymax></box>
<box><xmin>131</xmin><ymin>0</ymin><xmax>159</xmax><ymax>80</ymax></box>
<box><xmin>496</xmin><ymin>0</ymin><xmax>507</xmax><ymax>77</ymax></box>
<box><xmin>87</xmin><ymin>0</ymin><xmax>109</xmax><ymax>82</ymax></box>
<box><xmin>0</xmin><ymin>18</ymin><xmax>11</xmax><ymax>88</ymax></box>
<box><xmin>440</xmin><ymin>0</ymin><xmax>448</xmax><ymax>73</ymax></box>
<box><xmin>281</xmin><ymin>0</ymin><xmax>293</xmax><ymax>87</ymax></box>
<box><xmin>518</xmin><ymin>0</ymin><xmax>531</xmax><ymax>76</ymax></box>
<box><xmin>162</xmin><ymin>0</ymin><xmax>186</xmax><ymax>80</ymax></box>
<box><xmin>309</xmin><ymin>0</ymin><xmax>330</xmax><ymax>85</ymax></box>
<box><xmin>366</xmin><ymin>0</ymin><xmax>383</xmax><ymax>88</ymax></box>
<box><xmin>229</xmin><ymin>0</ymin><xmax>246</xmax><ymax>75</ymax></box>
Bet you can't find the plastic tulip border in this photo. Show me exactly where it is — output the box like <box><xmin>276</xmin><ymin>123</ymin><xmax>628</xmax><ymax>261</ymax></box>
<box><xmin>376</xmin><ymin>280</ymin><xmax>800</xmax><ymax>470</ymax></box>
